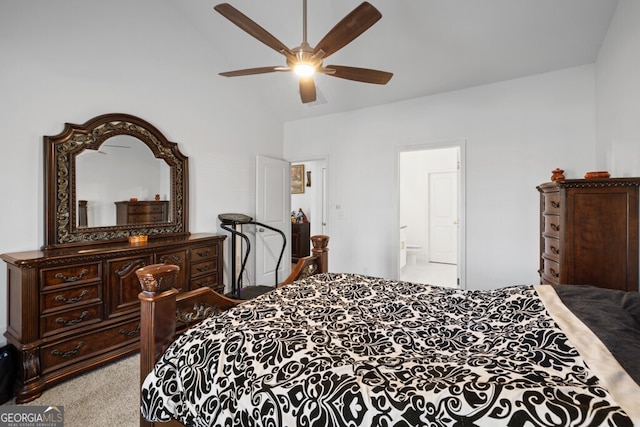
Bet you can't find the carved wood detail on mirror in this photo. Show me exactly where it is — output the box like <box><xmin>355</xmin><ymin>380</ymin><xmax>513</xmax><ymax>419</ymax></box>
<box><xmin>44</xmin><ymin>113</ymin><xmax>189</xmax><ymax>249</ymax></box>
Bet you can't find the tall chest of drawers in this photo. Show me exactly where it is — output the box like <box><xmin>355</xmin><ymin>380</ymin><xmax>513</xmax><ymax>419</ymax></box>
<box><xmin>537</xmin><ymin>178</ymin><xmax>640</xmax><ymax>292</ymax></box>
<box><xmin>1</xmin><ymin>233</ymin><xmax>225</xmax><ymax>403</ymax></box>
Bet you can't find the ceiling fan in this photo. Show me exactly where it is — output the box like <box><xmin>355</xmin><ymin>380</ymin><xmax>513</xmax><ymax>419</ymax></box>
<box><xmin>214</xmin><ymin>1</ymin><xmax>393</xmax><ymax>104</ymax></box>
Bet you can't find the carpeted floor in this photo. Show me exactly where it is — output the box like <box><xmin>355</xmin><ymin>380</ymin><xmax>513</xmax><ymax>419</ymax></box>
<box><xmin>3</xmin><ymin>354</ymin><xmax>140</xmax><ymax>427</ymax></box>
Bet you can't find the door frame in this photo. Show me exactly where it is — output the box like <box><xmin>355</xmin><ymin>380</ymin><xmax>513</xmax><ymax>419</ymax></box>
<box><xmin>394</xmin><ymin>140</ymin><xmax>466</xmax><ymax>288</ymax></box>
<box><xmin>288</xmin><ymin>157</ymin><xmax>329</xmax><ymax>239</ymax></box>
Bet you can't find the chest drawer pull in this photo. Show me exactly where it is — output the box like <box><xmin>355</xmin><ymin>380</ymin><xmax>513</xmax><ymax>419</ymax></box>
<box><xmin>549</xmin><ymin>268</ymin><xmax>559</xmax><ymax>278</ymax></box>
<box><xmin>55</xmin><ymin>311</ymin><xmax>89</xmax><ymax>326</ymax></box>
<box><xmin>55</xmin><ymin>290</ymin><xmax>89</xmax><ymax>304</ymax></box>
<box><xmin>550</xmin><ymin>201</ymin><xmax>560</xmax><ymax>209</ymax></box>
<box><xmin>549</xmin><ymin>245</ymin><xmax>559</xmax><ymax>255</ymax></box>
<box><xmin>54</xmin><ymin>269</ymin><xmax>89</xmax><ymax>283</ymax></box>
<box><xmin>118</xmin><ymin>324</ymin><xmax>141</xmax><ymax>337</ymax></box>
<box><xmin>50</xmin><ymin>341</ymin><xmax>84</xmax><ymax>358</ymax></box>
<box><xmin>550</xmin><ymin>223</ymin><xmax>560</xmax><ymax>232</ymax></box>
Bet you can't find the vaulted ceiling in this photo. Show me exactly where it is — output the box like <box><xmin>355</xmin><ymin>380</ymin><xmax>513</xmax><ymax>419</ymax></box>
<box><xmin>174</xmin><ymin>0</ymin><xmax>618</xmax><ymax>122</ymax></box>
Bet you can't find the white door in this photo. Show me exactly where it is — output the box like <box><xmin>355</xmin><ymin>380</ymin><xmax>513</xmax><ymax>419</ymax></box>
<box><xmin>255</xmin><ymin>156</ymin><xmax>291</xmax><ymax>286</ymax></box>
<box><xmin>428</xmin><ymin>171</ymin><xmax>458</xmax><ymax>264</ymax></box>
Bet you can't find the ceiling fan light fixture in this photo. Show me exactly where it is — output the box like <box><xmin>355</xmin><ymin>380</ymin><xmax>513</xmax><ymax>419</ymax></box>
<box><xmin>294</xmin><ymin>62</ymin><xmax>316</xmax><ymax>78</ymax></box>
<box><xmin>214</xmin><ymin>1</ymin><xmax>392</xmax><ymax>103</ymax></box>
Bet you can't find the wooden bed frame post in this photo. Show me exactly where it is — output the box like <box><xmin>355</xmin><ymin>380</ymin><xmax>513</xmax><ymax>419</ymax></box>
<box><xmin>137</xmin><ymin>265</ymin><xmax>181</xmax><ymax>427</ymax></box>
<box><xmin>311</xmin><ymin>235</ymin><xmax>329</xmax><ymax>273</ymax></box>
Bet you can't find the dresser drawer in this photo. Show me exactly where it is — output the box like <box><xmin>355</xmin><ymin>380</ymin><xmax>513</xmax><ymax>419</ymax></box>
<box><xmin>129</xmin><ymin>213</ymin><xmax>165</xmax><ymax>222</ymax></box>
<box><xmin>190</xmin><ymin>244</ymin><xmax>218</xmax><ymax>262</ymax></box>
<box><xmin>542</xmin><ymin>257</ymin><xmax>561</xmax><ymax>283</ymax></box>
<box><xmin>542</xmin><ymin>215</ymin><xmax>560</xmax><ymax>238</ymax></box>
<box><xmin>41</xmin><ymin>283</ymin><xmax>102</xmax><ymax>313</ymax></box>
<box><xmin>129</xmin><ymin>204</ymin><xmax>165</xmax><ymax>214</ymax></box>
<box><xmin>41</xmin><ymin>263</ymin><xmax>101</xmax><ymax>289</ymax></box>
<box><xmin>190</xmin><ymin>274</ymin><xmax>221</xmax><ymax>292</ymax></box>
<box><xmin>191</xmin><ymin>259</ymin><xmax>217</xmax><ymax>278</ymax></box>
<box><xmin>543</xmin><ymin>192</ymin><xmax>561</xmax><ymax>214</ymax></box>
<box><xmin>41</xmin><ymin>303</ymin><xmax>103</xmax><ymax>336</ymax></box>
<box><xmin>543</xmin><ymin>237</ymin><xmax>560</xmax><ymax>261</ymax></box>
<box><xmin>40</xmin><ymin>318</ymin><xmax>140</xmax><ymax>374</ymax></box>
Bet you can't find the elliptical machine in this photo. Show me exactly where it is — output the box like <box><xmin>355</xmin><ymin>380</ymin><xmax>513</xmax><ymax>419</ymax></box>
<box><xmin>218</xmin><ymin>213</ymin><xmax>286</xmax><ymax>299</ymax></box>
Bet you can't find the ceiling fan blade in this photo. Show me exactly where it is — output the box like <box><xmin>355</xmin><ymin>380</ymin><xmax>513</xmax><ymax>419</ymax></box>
<box><xmin>299</xmin><ymin>78</ymin><xmax>317</xmax><ymax>103</ymax></box>
<box><xmin>219</xmin><ymin>66</ymin><xmax>288</xmax><ymax>77</ymax></box>
<box><xmin>313</xmin><ymin>2</ymin><xmax>382</xmax><ymax>59</ymax></box>
<box><xmin>324</xmin><ymin>65</ymin><xmax>392</xmax><ymax>85</ymax></box>
<box><xmin>214</xmin><ymin>3</ymin><xmax>294</xmax><ymax>57</ymax></box>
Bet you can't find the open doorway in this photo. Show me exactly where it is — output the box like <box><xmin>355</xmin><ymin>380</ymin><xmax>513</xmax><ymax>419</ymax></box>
<box><xmin>398</xmin><ymin>144</ymin><xmax>464</xmax><ymax>288</ymax></box>
<box><xmin>290</xmin><ymin>159</ymin><xmax>328</xmax><ymax>263</ymax></box>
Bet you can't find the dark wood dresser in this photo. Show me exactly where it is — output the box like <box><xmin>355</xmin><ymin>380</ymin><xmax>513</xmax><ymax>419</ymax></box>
<box><xmin>115</xmin><ymin>200</ymin><xmax>169</xmax><ymax>225</ymax></box>
<box><xmin>1</xmin><ymin>233</ymin><xmax>225</xmax><ymax>403</ymax></box>
<box><xmin>537</xmin><ymin>178</ymin><xmax>640</xmax><ymax>291</ymax></box>
<box><xmin>291</xmin><ymin>222</ymin><xmax>310</xmax><ymax>262</ymax></box>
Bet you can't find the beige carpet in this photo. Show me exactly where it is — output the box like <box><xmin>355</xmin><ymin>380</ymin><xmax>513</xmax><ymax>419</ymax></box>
<box><xmin>3</xmin><ymin>354</ymin><xmax>140</xmax><ymax>427</ymax></box>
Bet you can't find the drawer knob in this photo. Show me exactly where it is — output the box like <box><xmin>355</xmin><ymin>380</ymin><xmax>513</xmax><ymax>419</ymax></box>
<box><xmin>55</xmin><ymin>290</ymin><xmax>89</xmax><ymax>304</ymax></box>
<box><xmin>51</xmin><ymin>341</ymin><xmax>84</xmax><ymax>358</ymax></box>
<box><xmin>550</xmin><ymin>223</ymin><xmax>560</xmax><ymax>232</ymax></box>
<box><xmin>550</xmin><ymin>268</ymin><xmax>559</xmax><ymax>278</ymax></box>
<box><xmin>551</xmin><ymin>201</ymin><xmax>560</xmax><ymax>208</ymax></box>
<box><xmin>55</xmin><ymin>311</ymin><xmax>89</xmax><ymax>326</ymax></box>
<box><xmin>550</xmin><ymin>246</ymin><xmax>559</xmax><ymax>255</ymax></box>
<box><xmin>54</xmin><ymin>269</ymin><xmax>89</xmax><ymax>283</ymax></box>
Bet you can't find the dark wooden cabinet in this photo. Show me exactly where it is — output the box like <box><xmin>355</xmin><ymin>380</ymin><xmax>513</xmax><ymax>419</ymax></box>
<box><xmin>291</xmin><ymin>222</ymin><xmax>310</xmax><ymax>262</ymax></box>
<box><xmin>1</xmin><ymin>233</ymin><xmax>225</xmax><ymax>403</ymax></box>
<box><xmin>537</xmin><ymin>178</ymin><xmax>640</xmax><ymax>292</ymax></box>
<box><xmin>115</xmin><ymin>200</ymin><xmax>169</xmax><ymax>225</ymax></box>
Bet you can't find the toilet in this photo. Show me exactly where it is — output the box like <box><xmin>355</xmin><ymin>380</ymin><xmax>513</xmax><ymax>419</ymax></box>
<box><xmin>406</xmin><ymin>245</ymin><xmax>422</xmax><ymax>266</ymax></box>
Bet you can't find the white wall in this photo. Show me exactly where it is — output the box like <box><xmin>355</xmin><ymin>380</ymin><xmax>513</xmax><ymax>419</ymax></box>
<box><xmin>284</xmin><ymin>65</ymin><xmax>597</xmax><ymax>289</ymax></box>
<box><xmin>596</xmin><ymin>0</ymin><xmax>640</xmax><ymax>176</ymax></box>
<box><xmin>0</xmin><ymin>0</ymin><xmax>284</xmax><ymax>345</ymax></box>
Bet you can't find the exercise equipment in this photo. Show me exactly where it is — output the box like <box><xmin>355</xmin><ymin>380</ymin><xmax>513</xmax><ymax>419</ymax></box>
<box><xmin>218</xmin><ymin>213</ymin><xmax>286</xmax><ymax>299</ymax></box>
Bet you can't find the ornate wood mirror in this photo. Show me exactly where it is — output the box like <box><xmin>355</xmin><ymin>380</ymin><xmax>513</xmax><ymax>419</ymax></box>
<box><xmin>44</xmin><ymin>113</ymin><xmax>189</xmax><ymax>249</ymax></box>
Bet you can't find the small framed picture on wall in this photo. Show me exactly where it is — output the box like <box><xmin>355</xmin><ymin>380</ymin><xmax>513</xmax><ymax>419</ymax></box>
<box><xmin>291</xmin><ymin>164</ymin><xmax>305</xmax><ymax>194</ymax></box>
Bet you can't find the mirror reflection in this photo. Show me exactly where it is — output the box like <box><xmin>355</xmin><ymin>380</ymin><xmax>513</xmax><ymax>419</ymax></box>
<box><xmin>75</xmin><ymin>135</ymin><xmax>171</xmax><ymax>227</ymax></box>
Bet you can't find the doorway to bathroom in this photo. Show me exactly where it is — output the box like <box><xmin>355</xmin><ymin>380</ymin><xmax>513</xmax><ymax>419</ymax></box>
<box><xmin>398</xmin><ymin>143</ymin><xmax>464</xmax><ymax>288</ymax></box>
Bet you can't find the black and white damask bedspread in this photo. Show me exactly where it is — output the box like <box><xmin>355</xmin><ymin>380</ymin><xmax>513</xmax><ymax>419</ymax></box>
<box><xmin>141</xmin><ymin>273</ymin><xmax>640</xmax><ymax>426</ymax></box>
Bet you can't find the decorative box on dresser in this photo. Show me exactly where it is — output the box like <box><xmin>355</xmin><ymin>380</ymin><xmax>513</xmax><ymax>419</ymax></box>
<box><xmin>537</xmin><ymin>178</ymin><xmax>640</xmax><ymax>292</ymax></box>
<box><xmin>1</xmin><ymin>233</ymin><xmax>225</xmax><ymax>403</ymax></box>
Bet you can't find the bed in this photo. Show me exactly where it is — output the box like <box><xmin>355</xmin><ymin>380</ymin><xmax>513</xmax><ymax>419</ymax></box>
<box><xmin>137</xmin><ymin>236</ymin><xmax>640</xmax><ymax>426</ymax></box>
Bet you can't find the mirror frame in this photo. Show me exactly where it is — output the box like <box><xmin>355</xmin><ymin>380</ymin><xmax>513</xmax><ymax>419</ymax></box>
<box><xmin>43</xmin><ymin>113</ymin><xmax>189</xmax><ymax>249</ymax></box>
